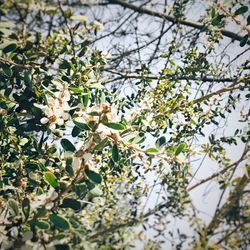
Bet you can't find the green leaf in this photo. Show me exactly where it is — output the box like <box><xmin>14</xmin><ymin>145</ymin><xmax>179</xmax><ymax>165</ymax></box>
<box><xmin>22</xmin><ymin>198</ymin><xmax>30</xmax><ymax>219</ymax></box>
<box><xmin>211</xmin><ymin>7</ymin><xmax>216</xmax><ymax>18</ymax></box>
<box><xmin>44</xmin><ymin>172</ymin><xmax>59</xmax><ymax>188</ymax></box>
<box><xmin>55</xmin><ymin>244</ymin><xmax>70</xmax><ymax>250</ymax></box>
<box><xmin>61</xmin><ymin>198</ymin><xmax>81</xmax><ymax>210</ymax></box>
<box><xmin>240</xmin><ymin>34</ymin><xmax>248</xmax><ymax>47</ymax></box>
<box><xmin>78</xmin><ymin>47</ymin><xmax>87</xmax><ymax>57</ymax></box>
<box><xmin>131</xmin><ymin>134</ymin><xmax>145</xmax><ymax>144</ymax></box>
<box><xmin>234</xmin><ymin>6</ymin><xmax>248</xmax><ymax>16</ymax></box>
<box><xmin>49</xmin><ymin>214</ymin><xmax>70</xmax><ymax>230</ymax></box>
<box><xmin>85</xmin><ymin>169</ymin><xmax>102</xmax><ymax>184</ymax></box>
<box><xmin>59</xmin><ymin>60</ymin><xmax>71</xmax><ymax>70</ymax></box>
<box><xmin>8</xmin><ymin>199</ymin><xmax>19</xmax><ymax>216</ymax></box>
<box><xmin>61</xmin><ymin>138</ymin><xmax>76</xmax><ymax>152</ymax></box>
<box><xmin>66</xmin><ymin>157</ymin><xmax>74</xmax><ymax>177</ymax></box>
<box><xmin>112</xmin><ymin>144</ymin><xmax>119</xmax><ymax>162</ymax></box>
<box><xmin>101</xmin><ymin>114</ymin><xmax>109</xmax><ymax>124</ymax></box>
<box><xmin>1</xmin><ymin>63</ymin><xmax>12</xmax><ymax>77</ymax></box>
<box><xmin>94</xmin><ymin>137</ymin><xmax>109</xmax><ymax>152</ymax></box>
<box><xmin>69</xmin><ymin>87</ymin><xmax>83</xmax><ymax>93</ymax></box>
<box><xmin>72</xmin><ymin>126</ymin><xmax>81</xmax><ymax>137</ymax></box>
<box><xmin>73</xmin><ymin>119</ymin><xmax>90</xmax><ymax>131</ymax></box>
<box><xmin>82</xmin><ymin>92</ymin><xmax>90</xmax><ymax>108</ymax></box>
<box><xmin>2</xmin><ymin>43</ymin><xmax>17</xmax><ymax>53</ymax></box>
<box><xmin>146</xmin><ymin>148</ymin><xmax>159</xmax><ymax>153</ymax></box>
<box><xmin>73</xmin><ymin>183</ymin><xmax>88</xmax><ymax>197</ymax></box>
<box><xmin>175</xmin><ymin>143</ymin><xmax>186</xmax><ymax>156</ymax></box>
<box><xmin>70</xmin><ymin>15</ymin><xmax>88</xmax><ymax>22</ymax></box>
<box><xmin>247</xmin><ymin>15</ymin><xmax>250</xmax><ymax>25</ymax></box>
<box><xmin>35</xmin><ymin>220</ymin><xmax>50</xmax><ymax>230</ymax></box>
<box><xmin>88</xmin><ymin>111</ymin><xmax>99</xmax><ymax>116</ymax></box>
<box><xmin>156</xmin><ymin>136</ymin><xmax>166</xmax><ymax>149</ymax></box>
<box><xmin>105</xmin><ymin>122</ymin><xmax>125</xmax><ymax>130</ymax></box>
<box><xmin>211</xmin><ymin>15</ymin><xmax>224</xmax><ymax>26</ymax></box>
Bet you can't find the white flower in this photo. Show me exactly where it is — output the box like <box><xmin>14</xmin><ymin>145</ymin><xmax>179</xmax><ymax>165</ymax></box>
<box><xmin>35</xmin><ymin>87</ymin><xmax>71</xmax><ymax>130</ymax></box>
<box><xmin>101</xmin><ymin>51</ymin><xmax>110</xmax><ymax>59</ymax></box>
<box><xmin>71</xmin><ymin>139</ymin><xmax>93</xmax><ymax>170</ymax></box>
<box><xmin>175</xmin><ymin>153</ymin><xmax>186</xmax><ymax>164</ymax></box>
<box><xmin>138</xmin><ymin>97</ymin><xmax>154</xmax><ymax>111</ymax></box>
<box><xmin>92</xmin><ymin>21</ymin><xmax>103</xmax><ymax>31</ymax></box>
<box><xmin>97</xmin><ymin>123</ymin><xmax>121</xmax><ymax>141</ymax></box>
<box><xmin>30</xmin><ymin>187</ymin><xmax>58</xmax><ymax>211</ymax></box>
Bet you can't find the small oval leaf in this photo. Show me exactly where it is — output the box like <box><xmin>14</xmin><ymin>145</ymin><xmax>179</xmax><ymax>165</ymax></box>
<box><xmin>71</xmin><ymin>126</ymin><xmax>81</xmax><ymax>137</ymax></box>
<box><xmin>1</xmin><ymin>63</ymin><xmax>12</xmax><ymax>77</ymax></box>
<box><xmin>247</xmin><ymin>14</ymin><xmax>250</xmax><ymax>25</ymax></box>
<box><xmin>146</xmin><ymin>148</ymin><xmax>159</xmax><ymax>153</ymax></box>
<box><xmin>240</xmin><ymin>34</ymin><xmax>248</xmax><ymax>47</ymax></box>
<box><xmin>73</xmin><ymin>119</ymin><xmax>90</xmax><ymax>131</ymax></box>
<box><xmin>61</xmin><ymin>138</ymin><xmax>76</xmax><ymax>152</ymax></box>
<box><xmin>82</xmin><ymin>92</ymin><xmax>90</xmax><ymax>108</ymax></box>
<box><xmin>175</xmin><ymin>143</ymin><xmax>186</xmax><ymax>156</ymax></box>
<box><xmin>44</xmin><ymin>171</ymin><xmax>58</xmax><ymax>188</ymax></box>
<box><xmin>61</xmin><ymin>198</ymin><xmax>81</xmax><ymax>210</ymax></box>
<box><xmin>3</xmin><ymin>43</ymin><xmax>17</xmax><ymax>53</ymax></box>
<box><xmin>8</xmin><ymin>199</ymin><xmax>19</xmax><ymax>216</ymax></box>
<box><xmin>70</xmin><ymin>15</ymin><xmax>88</xmax><ymax>22</ymax></box>
<box><xmin>22</xmin><ymin>198</ymin><xmax>30</xmax><ymax>219</ymax></box>
<box><xmin>66</xmin><ymin>157</ymin><xmax>74</xmax><ymax>177</ymax></box>
<box><xmin>156</xmin><ymin>136</ymin><xmax>166</xmax><ymax>148</ymax></box>
<box><xmin>112</xmin><ymin>144</ymin><xmax>119</xmax><ymax>162</ymax></box>
<box><xmin>234</xmin><ymin>6</ymin><xmax>248</xmax><ymax>16</ymax></box>
<box><xmin>105</xmin><ymin>122</ymin><xmax>125</xmax><ymax>130</ymax></box>
<box><xmin>94</xmin><ymin>138</ymin><xmax>109</xmax><ymax>152</ymax></box>
<box><xmin>35</xmin><ymin>220</ymin><xmax>50</xmax><ymax>230</ymax></box>
<box><xmin>85</xmin><ymin>169</ymin><xmax>102</xmax><ymax>184</ymax></box>
<box><xmin>49</xmin><ymin>214</ymin><xmax>70</xmax><ymax>230</ymax></box>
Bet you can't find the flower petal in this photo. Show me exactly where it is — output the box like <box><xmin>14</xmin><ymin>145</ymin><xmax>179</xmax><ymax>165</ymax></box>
<box><xmin>62</xmin><ymin>112</ymin><xmax>70</xmax><ymax>120</ymax></box>
<box><xmin>57</xmin><ymin>118</ymin><xmax>64</xmax><ymax>126</ymax></box>
<box><xmin>49</xmin><ymin>123</ymin><xmax>56</xmax><ymax>130</ymax></box>
<box><xmin>40</xmin><ymin>117</ymin><xmax>49</xmax><ymax>124</ymax></box>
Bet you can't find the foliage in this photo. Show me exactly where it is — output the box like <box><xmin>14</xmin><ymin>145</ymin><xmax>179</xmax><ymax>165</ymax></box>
<box><xmin>0</xmin><ymin>0</ymin><xmax>249</xmax><ymax>249</ymax></box>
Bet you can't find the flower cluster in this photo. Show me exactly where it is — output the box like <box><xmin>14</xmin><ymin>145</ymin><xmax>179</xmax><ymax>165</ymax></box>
<box><xmin>30</xmin><ymin>187</ymin><xmax>58</xmax><ymax>211</ymax></box>
<box><xmin>75</xmin><ymin>103</ymin><xmax>121</xmax><ymax>141</ymax></box>
<box><xmin>35</xmin><ymin>86</ymin><xmax>71</xmax><ymax>130</ymax></box>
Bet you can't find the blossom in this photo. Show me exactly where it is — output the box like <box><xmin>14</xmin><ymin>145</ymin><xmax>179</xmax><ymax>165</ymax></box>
<box><xmin>76</xmin><ymin>103</ymin><xmax>118</xmax><ymax>122</ymax></box>
<box><xmin>35</xmin><ymin>87</ymin><xmax>71</xmax><ymax>130</ymax></box>
<box><xmin>101</xmin><ymin>51</ymin><xmax>110</xmax><ymax>59</ymax></box>
<box><xmin>92</xmin><ymin>21</ymin><xmax>103</xmax><ymax>31</ymax></box>
<box><xmin>138</xmin><ymin>96</ymin><xmax>154</xmax><ymax>111</ymax></box>
<box><xmin>71</xmin><ymin>139</ymin><xmax>93</xmax><ymax>170</ymax></box>
<box><xmin>74</xmin><ymin>103</ymin><xmax>122</xmax><ymax>143</ymax></box>
<box><xmin>96</xmin><ymin>123</ymin><xmax>121</xmax><ymax>141</ymax></box>
<box><xmin>30</xmin><ymin>187</ymin><xmax>58</xmax><ymax>211</ymax></box>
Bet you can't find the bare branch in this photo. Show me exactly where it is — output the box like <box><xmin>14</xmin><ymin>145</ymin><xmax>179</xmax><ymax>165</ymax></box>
<box><xmin>109</xmin><ymin>0</ymin><xmax>246</xmax><ymax>42</ymax></box>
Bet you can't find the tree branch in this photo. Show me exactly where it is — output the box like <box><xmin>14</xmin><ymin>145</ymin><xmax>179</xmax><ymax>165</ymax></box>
<box><xmin>104</xmin><ymin>70</ymin><xmax>242</xmax><ymax>83</ymax></box>
<box><xmin>109</xmin><ymin>0</ymin><xmax>246</xmax><ymax>42</ymax></box>
<box><xmin>188</xmin><ymin>147</ymin><xmax>249</xmax><ymax>191</ymax></box>
<box><xmin>0</xmin><ymin>56</ymin><xmax>31</xmax><ymax>69</ymax></box>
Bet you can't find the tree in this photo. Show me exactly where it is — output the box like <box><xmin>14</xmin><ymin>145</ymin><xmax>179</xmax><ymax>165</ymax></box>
<box><xmin>0</xmin><ymin>0</ymin><xmax>249</xmax><ymax>249</ymax></box>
